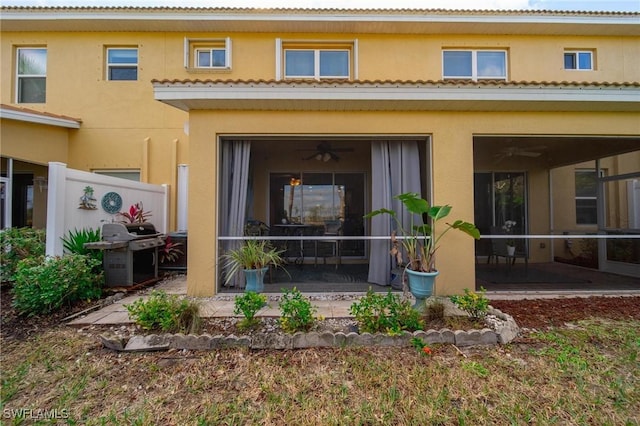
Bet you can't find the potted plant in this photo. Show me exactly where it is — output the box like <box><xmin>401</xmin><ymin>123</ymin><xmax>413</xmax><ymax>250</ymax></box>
<box><xmin>502</xmin><ymin>220</ymin><xmax>517</xmax><ymax>256</ymax></box>
<box><xmin>220</xmin><ymin>239</ymin><xmax>286</xmax><ymax>292</ymax></box>
<box><xmin>365</xmin><ymin>192</ymin><xmax>480</xmax><ymax>308</ymax></box>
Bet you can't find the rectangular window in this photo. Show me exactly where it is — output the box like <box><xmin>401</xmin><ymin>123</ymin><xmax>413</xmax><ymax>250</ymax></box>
<box><xmin>575</xmin><ymin>169</ymin><xmax>599</xmax><ymax>225</ymax></box>
<box><xmin>185</xmin><ymin>38</ymin><xmax>232</xmax><ymax>70</ymax></box>
<box><xmin>443</xmin><ymin>50</ymin><xmax>507</xmax><ymax>80</ymax></box>
<box><xmin>93</xmin><ymin>170</ymin><xmax>141</xmax><ymax>182</ymax></box>
<box><xmin>16</xmin><ymin>47</ymin><xmax>47</xmax><ymax>103</ymax></box>
<box><xmin>284</xmin><ymin>49</ymin><xmax>350</xmax><ymax>79</ymax></box>
<box><xmin>106</xmin><ymin>48</ymin><xmax>138</xmax><ymax>81</ymax></box>
<box><xmin>564</xmin><ymin>50</ymin><xmax>593</xmax><ymax>70</ymax></box>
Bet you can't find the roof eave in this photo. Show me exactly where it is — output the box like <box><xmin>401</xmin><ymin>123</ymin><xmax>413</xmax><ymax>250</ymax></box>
<box><xmin>152</xmin><ymin>81</ymin><xmax>640</xmax><ymax>113</ymax></box>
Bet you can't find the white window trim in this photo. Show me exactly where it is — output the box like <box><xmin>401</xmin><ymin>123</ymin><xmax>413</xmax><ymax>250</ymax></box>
<box><xmin>564</xmin><ymin>50</ymin><xmax>594</xmax><ymax>71</ymax></box>
<box><xmin>442</xmin><ymin>49</ymin><xmax>508</xmax><ymax>81</ymax></box>
<box><xmin>16</xmin><ymin>47</ymin><xmax>47</xmax><ymax>104</ymax></box>
<box><xmin>184</xmin><ymin>37</ymin><xmax>232</xmax><ymax>70</ymax></box>
<box><xmin>106</xmin><ymin>47</ymin><xmax>138</xmax><ymax>81</ymax></box>
<box><xmin>275</xmin><ymin>38</ymin><xmax>358</xmax><ymax>81</ymax></box>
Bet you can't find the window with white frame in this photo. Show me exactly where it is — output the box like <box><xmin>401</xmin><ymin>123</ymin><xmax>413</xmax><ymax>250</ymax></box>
<box><xmin>575</xmin><ymin>169</ymin><xmax>601</xmax><ymax>225</ymax></box>
<box><xmin>285</xmin><ymin>49</ymin><xmax>350</xmax><ymax>79</ymax></box>
<box><xmin>564</xmin><ymin>50</ymin><xmax>593</xmax><ymax>70</ymax></box>
<box><xmin>93</xmin><ymin>170</ymin><xmax>141</xmax><ymax>182</ymax></box>
<box><xmin>276</xmin><ymin>40</ymin><xmax>357</xmax><ymax>80</ymax></box>
<box><xmin>16</xmin><ymin>47</ymin><xmax>47</xmax><ymax>103</ymax></box>
<box><xmin>106</xmin><ymin>47</ymin><xmax>138</xmax><ymax>81</ymax></box>
<box><xmin>442</xmin><ymin>50</ymin><xmax>507</xmax><ymax>80</ymax></box>
<box><xmin>184</xmin><ymin>38</ymin><xmax>232</xmax><ymax>70</ymax></box>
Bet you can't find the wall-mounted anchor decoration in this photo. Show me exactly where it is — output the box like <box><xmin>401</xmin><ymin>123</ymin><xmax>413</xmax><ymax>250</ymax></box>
<box><xmin>79</xmin><ymin>186</ymin><xmax>98</xmax><ymax>210</ymax></box>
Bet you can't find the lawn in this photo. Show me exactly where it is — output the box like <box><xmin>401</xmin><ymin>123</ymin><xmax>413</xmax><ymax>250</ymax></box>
<box><xmin>1</xmin><ymin>318</ymin><xmax>638</xmax><ymax>425</ymax></box>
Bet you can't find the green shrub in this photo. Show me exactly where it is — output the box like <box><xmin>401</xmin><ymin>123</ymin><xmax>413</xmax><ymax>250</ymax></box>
<box><xmin>449</xmin><ymin>287</ymin><xmax>489</xmax><ymax>320</ymax></box>
<box><xmin>234</xmin><ymin>291</ymin><xmax>267</xmax><ymax>328</ymax></box>
<box><xmin>349</xmin><ymin>289</ymin><xmax>424</xmax><ymax>335</ymax></box>
<box><xmin>61</xmin><ymin>228</ymin><xmax>102</xmax><ymax>264</ymax></box>
<box><xmin>0</xmin><ymin>227</ymin><xmax>46</xmax><ymax>283</ymax></box>
<box><xmin>278</xmin><ymin>288</ymin><xmax>317</xmax><ymax>333</ymax></box>
<box><xmin>12</xmin><ymin>254</ymin><xmax>103</xmax><ymax>316</ymax></box>
<box><xmin>125</xmin><ymin>290</ymin><xmax>201</xmax><ymax>333</ymax></box>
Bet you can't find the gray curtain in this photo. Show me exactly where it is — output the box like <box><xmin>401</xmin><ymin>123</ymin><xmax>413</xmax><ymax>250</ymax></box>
<box><xmin>220</xmin><ymin>140</ymin><xmax>251</xmax><ymax>286</ymax></box>
<box><xmin>368</xmin><ymin>140</ymin><xmax>422</xmax><ymax>285</ymax></box>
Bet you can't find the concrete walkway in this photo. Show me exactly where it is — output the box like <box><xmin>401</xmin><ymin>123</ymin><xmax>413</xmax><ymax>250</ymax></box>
<box><xmin>68</xmin><ymin>275</ymin><xmax>640</xmax><ymax>326</ymax></box>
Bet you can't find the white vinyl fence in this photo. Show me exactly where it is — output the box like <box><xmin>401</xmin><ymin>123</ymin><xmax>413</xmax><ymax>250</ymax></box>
<box><xmin>45</xmin><ymin>162</ymin><xmax>169</xmax><ymax>257</ymax></box>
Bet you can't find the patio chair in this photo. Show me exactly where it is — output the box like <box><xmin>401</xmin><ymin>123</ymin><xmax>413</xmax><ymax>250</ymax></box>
<box><xmin>488</xmin><ymin>226</ymin><xmax>528</xmax><ymax>272</ymax></box>
<box><xmin>316</xmin><ymin>220</ymin><xmax>342</xmax><ymax>269</ymax></box>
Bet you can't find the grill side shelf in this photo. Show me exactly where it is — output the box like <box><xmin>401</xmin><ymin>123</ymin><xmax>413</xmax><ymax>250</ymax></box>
<box><xmin>84</xmin><ymin>241</ymin><xmax>129</xmax><ymax>250</ymax></box>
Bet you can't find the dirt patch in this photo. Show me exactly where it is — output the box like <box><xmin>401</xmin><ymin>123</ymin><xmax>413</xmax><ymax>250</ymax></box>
<box><xmin>489</xmin><ymin>296</ymin><xmax>640</xmax><ymax>330</ymax></box>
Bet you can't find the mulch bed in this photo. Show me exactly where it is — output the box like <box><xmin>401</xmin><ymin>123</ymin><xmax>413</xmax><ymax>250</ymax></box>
<box><xmin>2</xmin><ymin>284</ymin><xmax>639</xmax><ymax>341</ymax></box>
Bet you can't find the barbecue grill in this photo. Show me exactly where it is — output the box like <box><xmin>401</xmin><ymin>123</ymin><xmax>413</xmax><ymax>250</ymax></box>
<box><xmin>85</xmin><ymin>223</ymin><xmax>165</xmax><ymax>287</ymax></box>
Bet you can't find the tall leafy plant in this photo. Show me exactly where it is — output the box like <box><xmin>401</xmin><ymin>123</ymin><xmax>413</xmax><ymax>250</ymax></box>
<box><xmin>365</xmin><ymin>192</ymin><xmax>480</xmax><ymax>273</ymax></box>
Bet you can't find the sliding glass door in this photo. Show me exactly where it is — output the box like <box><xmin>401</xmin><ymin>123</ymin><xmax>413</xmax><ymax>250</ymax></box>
<box><xmin>269</xmin><ymin>172</ymin><xmax>365</xmax><ymax>257</ymax></box>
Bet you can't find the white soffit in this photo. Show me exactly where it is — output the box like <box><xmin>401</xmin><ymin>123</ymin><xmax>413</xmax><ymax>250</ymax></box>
<box><xmin>152</xmin><ymin>81</ymin><xmax>640</xmax><ymax>112</ymax></box>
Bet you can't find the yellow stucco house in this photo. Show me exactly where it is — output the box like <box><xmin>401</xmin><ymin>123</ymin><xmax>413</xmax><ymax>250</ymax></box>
<box><xmin>1</xmin><ymin>7</ymin><xmax>638</xmax><ymax>296</ymax></box>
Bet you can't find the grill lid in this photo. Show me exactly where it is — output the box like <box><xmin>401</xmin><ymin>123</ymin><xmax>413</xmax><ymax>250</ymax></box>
<box><xmin>102</xmin><ymin>223</ymin><xmax>160</xmax><ymax>242</ymax></box>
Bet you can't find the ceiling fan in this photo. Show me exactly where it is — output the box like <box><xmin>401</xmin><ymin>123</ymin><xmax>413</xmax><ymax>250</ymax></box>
<box><xmin>494</xmin><ymin>145</ymin><xmax>547</xmax><ymax>163</ymax></box>
<box><xmin>299</xmin><ymin>142</ymin><xmax>354</xmax><ymax>162</ymax></box>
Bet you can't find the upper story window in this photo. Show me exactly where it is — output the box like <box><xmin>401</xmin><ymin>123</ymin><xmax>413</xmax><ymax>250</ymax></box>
<box><xmin>285</xmin><ymin>49</ymin><xmax>350</xmax><ymax>79</ymax></box>
<box><xmin>564</xmin><ymin>50</ymin><xmax>593</xmax><ymax>71</ymax></box>
<box><xmin>276</xmin><ymin>39</ymin><xmax>358</xmax><ymax>81</ymax></box>
<box><xmin>442</xmin><ymin>50</ymin><xmax>507</xmax><ymax>81</ymax></box>
<box><xmin>184</xmin><ymin>38</ymin><xmax>232</xmax><ymax>71</ymax></box>
<box><xmin>16</xmin><ymin>47</ymin><xmax>47</xmax><ymax>103</ymax></box>
<box><xmin>106</xmin><ymin>47</ymin><xmax>138</xmax><ymax>81</ymax></box>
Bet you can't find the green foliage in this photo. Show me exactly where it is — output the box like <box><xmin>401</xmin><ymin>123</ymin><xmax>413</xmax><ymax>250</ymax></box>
<box><xmin>220</xmin><ymin>239</ymin><xmax>286</xmax><ymax>286</ymax></box>
<box><xmin>349</xmin><ymin>289</ymin><xmax>424</xmax><ymax>335</ymax></box>
<box><xmin>234</xmin><ymin>291</ymin><xmax>267</xmax><ymax>328</ymax></box>
<box><xmin>278</xmin><ymin>287</ymin><xmax>317</xmax><ymax>333</ymax></box>
<box><xmin>125</xmin><ymin>290</ymin><xmax>201</xmax><ymax>333</ymax></box>
<box><xmin>12</xmin><ymin>254</ymin><xmax>103</xmax><ymax>316</ymax></box>
<box><xmin>0</xmin><ymin>227</ymin><xmax>46</xmax><ymax>283</ymax></box>
<box><xmin>364</xmin><ymin>192</ymin><xmax>480</xmax><ymax>273</ymax></box>
<box><xmin>61</xmin><ymin>227</ymin><xmax>103</xmax><ymax>264</ymax></box>
<box><xmin>449</xmin><ymin>287</ymin><xmax>489</xmax><ymax>320</ymax></box>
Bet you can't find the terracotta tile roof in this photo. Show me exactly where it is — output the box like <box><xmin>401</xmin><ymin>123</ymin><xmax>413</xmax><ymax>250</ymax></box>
<box><xmin>0</xmin><ymin>103</ymin><xmax>82</xmax><ymax>123</ymax></box>
<box><xmin>1</xmin><ymin>6</ymin><xmax>637</xmax><ymax>16</ymax></box>
<box><xmin>151</xmin><ymin>79</ymin><xmax>640</xmax><ymax>88</ymax></box>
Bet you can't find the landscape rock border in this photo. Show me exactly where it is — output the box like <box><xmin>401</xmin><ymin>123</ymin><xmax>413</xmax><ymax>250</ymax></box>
<box><xmin>100</xmin><ymin>307</ymin><xmax>519</xmax><ymax>352</ymax></box>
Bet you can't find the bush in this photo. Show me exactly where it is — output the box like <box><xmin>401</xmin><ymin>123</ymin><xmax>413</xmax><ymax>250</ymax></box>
<box><xmin>349</xmin><ymin>289</ymin><xmax>424</xmax><ymax>335</ymax></box>
<box><xmin>278</xmin><ymin>288</ymin><xmax>317</xmax><ymax>333</ymax></box>
<box><xmin>234</xmin><ymin>291</ymin><xmax>267</xmax><ymax>329</ymax></box>
<box><xmin>449</xmin><ymin>287</ymin><xmax>489</xmax><ymax>320</ymax></box>
<box><xmin>0</xmin><ymin>227</ymin><xmax>46</xmax><ymax>283</ymax></box>
<box><xmin>125</xmin><ymin>290</ymin><xmax>201</xmax><ymax>333</ymax></box>
<box><xmin>12</xmin><ymin>254</ymin><xmax>103</xmax><ymax>316</ymax></box>
<box><xmin>61</xmin><ymin>228</ymin><xmax>102</xmax><ymax>264</ymax></box>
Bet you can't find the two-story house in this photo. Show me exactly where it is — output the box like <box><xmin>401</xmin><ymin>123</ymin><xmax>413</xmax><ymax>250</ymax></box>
<box><xmin>1</xmin><ymin>7</ymin><xmax>638</xmax><ymax>296</ymax></box>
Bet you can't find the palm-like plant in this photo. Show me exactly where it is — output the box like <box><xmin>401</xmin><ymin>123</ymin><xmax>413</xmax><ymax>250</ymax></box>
<box><xmin>365</xmin><ymin>192</ymin><xmax>480</xmax><ymax>273</ymax></box>
<box><xmin>220</xmin><ymin>239</ymin><xmax>286</xmax><ymax>286</ymax></box>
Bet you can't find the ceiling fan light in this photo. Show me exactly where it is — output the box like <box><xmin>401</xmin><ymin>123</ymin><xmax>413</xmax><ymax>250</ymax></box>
<box><xmin>315</xmin><ymin>153</ymin><xmax>323</xmax><ymax>161</ymax></box>
<box><xmin>322</xmin><ymin>152</ymin><xmax>331</xmax><ymax>162</ymax></box>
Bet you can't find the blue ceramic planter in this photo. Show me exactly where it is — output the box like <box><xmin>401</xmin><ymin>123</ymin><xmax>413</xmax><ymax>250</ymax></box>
<box><xmin>405</xmin><ymin>268</ymin><xmax>439</xmax><ymax>310</ymax></box>
<box><xmin>243</xmin><ymin>267</ymin><xmax>268</xmax><ymax>293</ymax></box>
